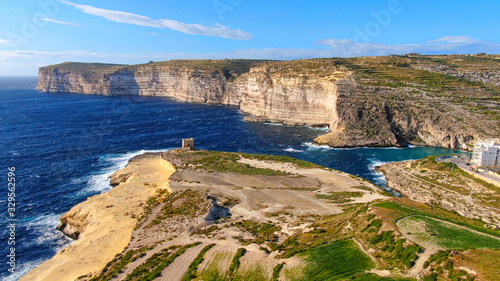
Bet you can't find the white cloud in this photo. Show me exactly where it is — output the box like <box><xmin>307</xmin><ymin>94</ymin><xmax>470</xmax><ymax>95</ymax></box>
<box><xmin>41</xmin><ymin>17</ymin><xmax>82</xmax><ymax>27</ymax></box>
<box><xmin>315</xmin><ymin>36</ymin><xmax>500</xmax><ymax>57</ymax></box>
<box><xmin>0</xmin><ymin>39</ymin><xmax>12</xmax><ymax>47</ymax></box>
<box><xmin>59</xmin><ymin>0</ymin><xmax>252</xmax><ymax>40</ymax></box>
<box><xmin>144</xmin><ymin>32</ymin><xmax>165</xmax><ymax>37</ymax></box>
<box><xmin>427</xmin><ymin>36</ymin><xmax>483</xmax><ymax>44</ymax></box>
<box><xmin>1</xmin><ymin>36</ymin><xmax>498</xmax><ymax>76</ymax></box>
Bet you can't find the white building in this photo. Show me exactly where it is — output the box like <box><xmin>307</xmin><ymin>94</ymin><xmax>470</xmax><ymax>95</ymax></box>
<box><xmin>472</xmin><ymin>140</ymin><xmax>500</xmax><ymax>167</ymax></box>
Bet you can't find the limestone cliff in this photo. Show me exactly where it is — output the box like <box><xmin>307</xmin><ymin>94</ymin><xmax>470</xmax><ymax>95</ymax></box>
<box><xmin>37</xmin><ymin>55</ymin><xmax>500</xmax><ymax>150</ymax></box>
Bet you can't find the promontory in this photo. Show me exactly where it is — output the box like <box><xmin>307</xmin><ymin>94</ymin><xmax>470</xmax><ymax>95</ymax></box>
<box><xmin>20</xmin><ymin>150</ymin><xmax>500</xmax><ymax>281</ymax></box>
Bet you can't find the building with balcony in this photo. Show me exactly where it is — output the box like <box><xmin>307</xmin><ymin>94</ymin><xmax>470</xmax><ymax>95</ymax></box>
<box><xmin>472</xmin><ymin>139</ymin><xmax>500</xmax><ymax>167</ymax></box>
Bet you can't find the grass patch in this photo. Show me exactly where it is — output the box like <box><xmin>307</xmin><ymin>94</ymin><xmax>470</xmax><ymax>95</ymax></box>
<box><xmin>124</xmin><ymin>243</ymin><xmax>200</xmax><ymax>281</ymax></box>
<box><xmin>182</xmin><ymin>244</ymin><xmax>215</xmax><ymax>281</ymax></box>
<box><xmin>352</xmin><ymin>185</ymin><xmax>374</xmax><ymax>192</ymax></box>
<box><xmin>198</xmin><ymin>251</ymin><xmax>232</xmax><ymax>281</ymax></box>
<box><xmin>350</xmin><ymin>274</ymin><xmax>416</xmax><ymax>281</ymax></box>
<box><xmin>315</xmin><ymin>191</ymin><xmax>364</xmax><ymax>203</ymax></box>
<box><xmin>402</xmin><ymin>216</ymin><xmax>500</xmax><ymax>250</ymax></box>
<box><xmin>234</xmin><ymin>220</ymin><xmax>279</xmax><ymax>244</ymax></box>
<box><xmin>374</xmin><ymin>200</ymin><xmax>500</xmax><ymax>238</ymax></box>
<box><xmin>232</xmin><ymin>264</ymin><xmax>269</xmax><ymax>281</ymax></box>
<box><xmin>272</xmin><ymin>263</ymin><xmax>285</xmax><ymax>281</ymax></box>
<box><xmin>241</xmin><ymin>153</ymin><xmax>323</xmax><ymax>169</ymax></box>
<box><xmin>187</xmin><ymin>151</ymin><xmax>292</xmax><ymax>176</ymax></box>
<box><xmin>91</xmin><ymin>247</ymin><xmax>152</xmax><ymax>281</ymax></box>
<box><xmin>228</xmin><ymin>248</ymin><xmax>247</xmax><ymax>278</ymax></box>
<box><xmin>297</xmin><ymin>240</ymin><xmax>374</xmax><ymax>281</ymax></box>
<box><xmin>146</xmin><ymin>189</ymin><xmax>210</xmax><ymax>228</ymax></box>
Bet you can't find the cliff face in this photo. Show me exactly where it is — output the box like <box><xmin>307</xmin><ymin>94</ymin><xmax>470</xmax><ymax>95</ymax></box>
<box><xmin>37</xmin><ymin>56</ymin><xmax>500</xmax><ymax>150</ymax></box>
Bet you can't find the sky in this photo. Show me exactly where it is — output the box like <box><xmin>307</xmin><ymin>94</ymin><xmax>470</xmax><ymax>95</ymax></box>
<box><xmin>0</xmin><ymin>0</ymin><xmax>499</xmax><ymax>76</ymax></box>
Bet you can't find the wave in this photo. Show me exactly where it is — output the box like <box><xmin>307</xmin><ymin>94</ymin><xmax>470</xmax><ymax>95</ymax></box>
<box><xmin>23</xmin><ymin>213</ymin><xmax>73</xmax><ymax>251</ymax></box>
<box><xmin>2</xmin><ymin>258</ymin><xmax>46</xmax><ymax>281</ymax></box>
<box><xmin>263</xmin><ymin>122</ymin><xmax>284</xmax><ymax>126</ymax></box>
<box><xmin>3</xmin><ymin>214</ymin><xmax>76</xmax><ymax>280</ymax></box>
<box><xmin>283</xmin><ymin>147</ymin><xmax>304</xmax><ymax>153</ymax></box>
<box><xmin>76</xmin><ymin>148</ymin><xmax>172</xmax><ymax>197</ymax></box>
<box><xmin>307</xmin><ymin>126</ymin><xmax>330</xmax><ymax>131</ymax></box>
<box><xmin>301</xmin><ymin>142</ymin><xmax>334</xmax><ymax>150</ymax></box>
<box><xmin>366</xmin><ymin>158</ymin><xmax>401</xmax><ymax>196</ymax></box>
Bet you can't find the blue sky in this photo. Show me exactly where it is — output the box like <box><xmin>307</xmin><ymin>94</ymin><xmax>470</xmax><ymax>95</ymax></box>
<box><xmin>0</xmin><ymin>0</ymin><xmax>499</xmax><ymax>75</ymax></box>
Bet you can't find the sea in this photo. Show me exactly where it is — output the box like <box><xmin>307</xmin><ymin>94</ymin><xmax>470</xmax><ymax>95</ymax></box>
<box><xmin>0</xmin><ymin>77</ymin><xmax>463</xmax><ymax>280</ymax></box>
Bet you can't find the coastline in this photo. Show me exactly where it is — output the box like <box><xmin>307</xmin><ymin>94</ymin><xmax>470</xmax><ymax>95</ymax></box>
<box><xmin>20</xmin><ymin>153</ymin><xmax>175</xmax><ymax>281</ymax></box>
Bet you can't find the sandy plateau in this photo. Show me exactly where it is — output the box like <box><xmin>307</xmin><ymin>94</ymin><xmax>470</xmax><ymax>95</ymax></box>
<box><xmin>22</xmin><ymin>150</ymin><xmax>387</xmax><ymax>280</ymax></box>
<box><xmin>20</xmin><ymin>154</ymin><xmax>175</xmax><ymax>281</ymax></box>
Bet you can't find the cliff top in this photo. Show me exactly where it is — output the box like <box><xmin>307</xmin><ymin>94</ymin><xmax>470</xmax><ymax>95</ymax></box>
<box><xmin>23</xmin><ymin>150</ymin><xmax>500</xmax><ymax>281</ymax></box>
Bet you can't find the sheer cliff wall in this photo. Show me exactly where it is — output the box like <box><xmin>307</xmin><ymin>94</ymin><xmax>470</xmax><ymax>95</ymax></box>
<box><xmin>37</xmin><ymin>56</ymin><xmax>500</xmax><ymax>149</ymax></box>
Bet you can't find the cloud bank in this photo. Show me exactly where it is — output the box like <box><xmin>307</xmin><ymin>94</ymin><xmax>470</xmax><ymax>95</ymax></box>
<box><xmin>41</xmin><ymin>17</ymin><xmax>82</xmax><ymax>27</ymax></box>
<box><xmin>59</xmin><ymin>0</ymin><xmax>252</xmax><ymax>40</ymax></box>
<box><xmin>315</xmin><ymin>36</ymin><xmax>499</xmax><ymax>57</ymax></box>
<box><xmin>1</xmin><ymin>36</ymin><xmax>498</xmax><ymax>76</ymax></box>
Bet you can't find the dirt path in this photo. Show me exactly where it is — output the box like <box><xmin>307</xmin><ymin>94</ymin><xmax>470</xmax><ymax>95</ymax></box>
<box><xmin>352</xmin><ymin>238</ymin><xmax>377</xmax><ymax>266</ymax></box>
<box><xmin>156</xmin><ymin>243</ymin><xmax>207</xmax><ymax>281</ymax></box>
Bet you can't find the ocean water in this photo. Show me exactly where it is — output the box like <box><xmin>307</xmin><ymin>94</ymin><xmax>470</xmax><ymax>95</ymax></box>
<box><xmin>0</xmin><ymin>77</ymin><xmax>463</xmax><ymax>280</ymax></box>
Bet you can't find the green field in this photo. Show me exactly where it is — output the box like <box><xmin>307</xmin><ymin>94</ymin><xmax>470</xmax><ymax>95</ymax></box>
<box><xmin>350</xmin><ymin>274</ymin><xmax>415</xmax><ymax>281</ymax></box>
<box><xmin>298</xmin><ymin>240</ymin><xmax>375</xmax><ymax>281</ymax></box>
<box><xmin>398</xmin><ymin>216</ymin><xmax>500</xmax><ymax>250</ymax></box>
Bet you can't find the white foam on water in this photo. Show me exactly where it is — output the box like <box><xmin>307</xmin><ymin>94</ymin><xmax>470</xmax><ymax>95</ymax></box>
<box><xmin>263</xmin><ymin>122</ymin><xmax>284</xmax><ymax>126</ymax></box>
<box><xmin>5</xmin><ymin>214</ymin><xmax>75</xmax><ymax>280</ymax></box>
<box><xmin>76</xmin><ymin>148</ymin><xmax>171</xmax><ymax>197</ymax></box>
<box><xmin>3</xmin><ymin>258</ymin><xmax>46</xmax><ymax>281</ymax></box>
<box><xmin>283</xmin><ymin>147</ymin><xmax>304</xmax><ymax>153</ymax></box>
<box><xmin>367</xmin><ymin>159</ymin><xmax>390</xmax><ymax>187</ymax></box>
<box><xmin>302</xmin><ymin>142</ymin><xmax>335</xmax><ymax>150</ymax></box>
<box><xmin>23</xmin><ymin>214</ymin><xmax>73</xmax><ymax>250</ymax></box>
<box><xmin>307</xmin><ymin>126</ymin><xmax>330</xmax><ymax>131</ymax></box>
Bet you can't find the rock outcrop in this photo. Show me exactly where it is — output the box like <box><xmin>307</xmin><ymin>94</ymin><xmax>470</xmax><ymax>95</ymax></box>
<box><xmin>37</xmin><ymin>55</ymin><xmax>500</xmax><ymax>150</ymax></box>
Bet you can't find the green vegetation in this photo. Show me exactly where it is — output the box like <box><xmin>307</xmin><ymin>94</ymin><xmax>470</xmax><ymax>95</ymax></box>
<box><xmin>374</xmin><ymin>200</ymin><xmax>500</xmax><ymax>238</ymax></box>
<box><xmin>276</xmin><ymin>209</ymin><xmax>357</xmax><ymax>257</ymax></box>
<box><xmin>352</xmin><ymin>185</ymin><xmax>374</xmax><ymax>192</ymax></box>
<box><xmin>182</xmin><ymin>244</ymin><xmax>216</xmax><ymax>281</ymax></box>
<box><xmin>350</xmin><ymin>274</ymin><xmax>415</xmax><ymax>281</ymax></box>
<box><xmin>232</xmin><ymin>264</ymin><xmax>269</xmax><ymax>281</ymax></box>
<box><xmin>137</xmin><ymin>59</ymin><xmax>271</xmax><ymax>80</ymax></box>
<box><xmin>234</xmin><ymin>220</ymin><xmax>279</xmax><ymax>244</ymax></box>
<box><xmin>228</xmin><ymin>248</ymin><xmax>247</xmax><ymax>278</ymax></box>
<box><xmin>124</xmin><ymin>243</ymin><xmax>201</xmax><ymax>281</ymax></box>
<box><xmin>191</xmin><ymin>225</ymin><xmax>221</xmax><ymax>238</ymax></box>
<box><xmin>272</xmin><ymin>263</ymin><xmax>285</xmax><ymax>281</ymax></box>
<box><xmin>147</xmin><ymin>189</ymin><xmax>209</xmax><ymax>228</ymax></box>
<box><xmin>362</xmin><ymin>219</ymin><xmax>383</xmax><ymax>233</ymax></box>
<box><xmin>369</xmin><ymin>231</ymin><xmax>421</xmax><ymax>268</ymax></box>
<box><xmin>198</xmin><ymin>251</ymin><xmax>232</xmax><ymax>281</ymax></box>
<box><xmin>297</xmin><ymin>240</ymin><xmax>374</xmax><ymax>281</ymax></box>
<box><xmin>422</xmin><ymin>250</ymin><xmax>475</xmax><ymax>281</ymax></box>
<box><xmin>315</xmin><ymin>191</ymin><xmax>364</xmax><ymax>203</ymax></box>
<box><xmin>403</xmin><ymin>216</ymin><xmax>500</xmax><ymax>250</ymax></box>
<box><xmin>90</xmin><ymin>247</ymin><xmax>152</xmax><ymax>281</ymax></box>
<box><xmin>187</xmin><ymin>151</ymin><xmax>292</xmax><ymax>176</ymax></box>
<box><xmin>240</xmin><ymin>153</ymin><xmax>323</xmax><ymax>169</ymax></box>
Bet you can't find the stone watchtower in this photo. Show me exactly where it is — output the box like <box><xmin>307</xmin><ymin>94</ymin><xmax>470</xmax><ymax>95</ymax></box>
<box><xmin>182</xmin><ymin>138</ymin><xmax>195</xmax><ymax>150</ymax></box>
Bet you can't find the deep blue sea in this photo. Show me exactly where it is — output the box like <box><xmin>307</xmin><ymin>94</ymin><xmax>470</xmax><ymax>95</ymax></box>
<box><xmin>0</xmin><ymin>77</ymin><xmax>463</xmax><ymax>280</ymax></box>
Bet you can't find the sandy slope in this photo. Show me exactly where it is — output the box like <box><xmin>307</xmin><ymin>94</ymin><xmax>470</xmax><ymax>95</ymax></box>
<box><xmin>20</xmin><ymin>154</ymin><xmax>174</xmax><ymax>281</ymax></box>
